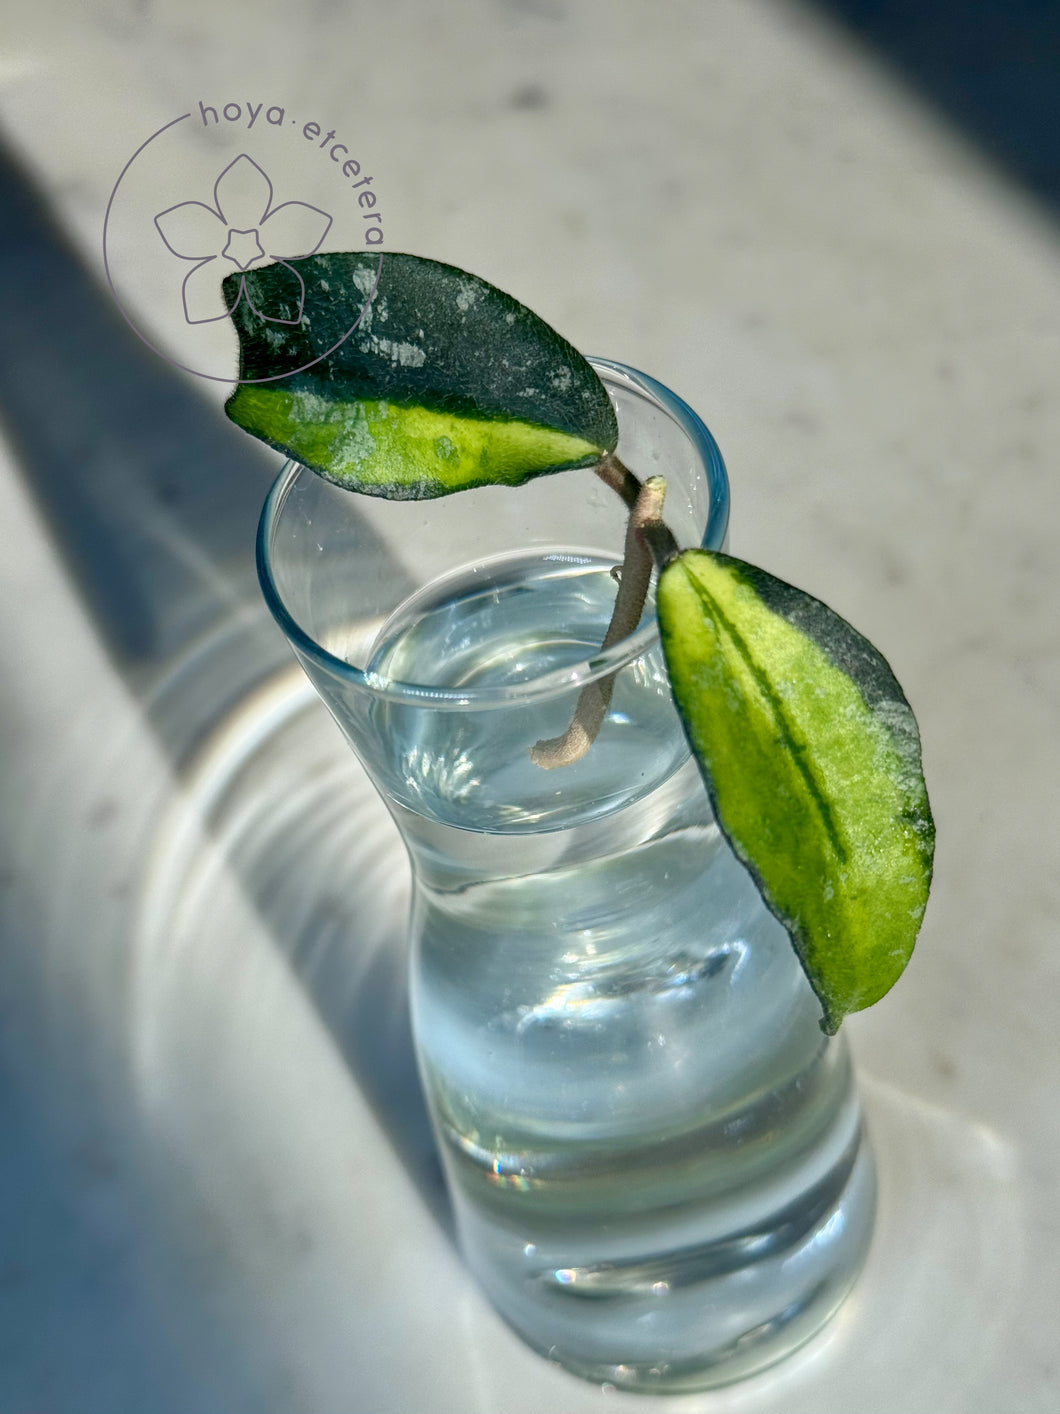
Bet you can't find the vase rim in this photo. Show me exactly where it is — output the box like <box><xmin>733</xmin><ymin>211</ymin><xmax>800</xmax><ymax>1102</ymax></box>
<box><xmin>256</xmin><ymin>358</ymin><xmax>730</xmax><ymax>709</ymax></box>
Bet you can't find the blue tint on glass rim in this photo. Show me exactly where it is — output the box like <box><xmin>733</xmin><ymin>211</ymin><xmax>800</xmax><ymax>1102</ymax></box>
<box><xmin>257</xmin><ymin>358</ymin><xmax>730</xmax><ymax>707</ymax></box>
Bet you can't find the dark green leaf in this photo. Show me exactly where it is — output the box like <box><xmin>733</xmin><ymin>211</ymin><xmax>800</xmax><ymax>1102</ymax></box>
<box><xmin>224</xmin><ymin>253</ymin><xmax>617</xmax><ymax>497</ymax></box>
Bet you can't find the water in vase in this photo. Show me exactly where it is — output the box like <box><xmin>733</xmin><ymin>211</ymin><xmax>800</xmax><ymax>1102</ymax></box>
<box><xmin>367</xmin><ymin>549</ymin><xmax>876</xmax><ymax>1392</ymax></box>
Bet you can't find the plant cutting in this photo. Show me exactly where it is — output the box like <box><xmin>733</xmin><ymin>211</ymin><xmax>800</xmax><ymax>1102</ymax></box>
<box><xmin>229</xmin><ymin>251</ymin><xmax>933</xmax><ymax>1391</ymax></box>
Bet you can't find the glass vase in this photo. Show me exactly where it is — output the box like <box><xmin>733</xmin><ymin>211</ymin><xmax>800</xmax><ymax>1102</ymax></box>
<box><xmin>256</xmin><ymin>359</ymin><xmax>876</xmax><ymax>1392</ymax></box>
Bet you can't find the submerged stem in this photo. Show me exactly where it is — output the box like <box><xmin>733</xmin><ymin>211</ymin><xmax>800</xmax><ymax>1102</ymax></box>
<box><xmin>530</xmin><ymin>469</ymin><xmax>669</xmax><ymax>769</ymax></box>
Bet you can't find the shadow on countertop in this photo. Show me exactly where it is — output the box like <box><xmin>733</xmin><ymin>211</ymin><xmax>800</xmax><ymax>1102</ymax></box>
<box><xmin>0</xmin><ymin>134</ymin><xmax>443</xmax><ymax>1407</ymax></box>
<box><xmin>810</xmin><ymin>0</ymin><xmax>1060</xmax><ymax>211</ymax></box>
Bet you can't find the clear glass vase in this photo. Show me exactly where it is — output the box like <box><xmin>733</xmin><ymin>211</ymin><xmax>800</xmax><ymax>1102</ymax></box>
<box><xmin>256</xmin><ymin>360</ymin><xmax>876</xmax><ymax>1393</ymax></box>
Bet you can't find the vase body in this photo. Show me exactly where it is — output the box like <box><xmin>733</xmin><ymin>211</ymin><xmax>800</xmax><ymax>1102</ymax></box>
<box><xmin>257</xmin><ymin>361</ymin><xmax>876</xmax><ymax>1392</ymax></box>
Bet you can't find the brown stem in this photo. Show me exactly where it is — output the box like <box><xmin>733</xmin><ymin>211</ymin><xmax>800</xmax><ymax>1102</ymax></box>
<box><xmin>530</xmin><ymin>473</ymin><xmax>668</xmax><ymax>769</ymax></box>
<box><xmin>594</xmin><ymin>454</ymin><xmax>680</xmax><ymax>567</ymax></box>
<box><xmin>593</xmin><ymin>451</ymin><xmax>642</xmax><ymax>510</ymax></box>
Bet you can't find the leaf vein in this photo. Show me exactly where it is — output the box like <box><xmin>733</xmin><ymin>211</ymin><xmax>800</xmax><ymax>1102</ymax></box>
<box><xmin>684</xmin><ymin>569</ymin><xmax>849</xmax><ymax>866</ymax></box>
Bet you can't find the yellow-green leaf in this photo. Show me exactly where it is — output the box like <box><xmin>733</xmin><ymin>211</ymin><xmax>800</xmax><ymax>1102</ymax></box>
<box><xmin>657</xmin><ymin>549</ymin><xmax>934</xmax><ymax>1032</ymax></box>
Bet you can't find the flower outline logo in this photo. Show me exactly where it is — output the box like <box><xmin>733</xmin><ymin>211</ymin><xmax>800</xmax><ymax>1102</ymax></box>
<box><xmin>104</xmin><ymin>110</ymin><xmax>383</xmax><ymax>383</ymax></box>
<box><xmin>154</xmin><ymin>153</ymin><xmax>332</xmax><ymax>326</ymax></box>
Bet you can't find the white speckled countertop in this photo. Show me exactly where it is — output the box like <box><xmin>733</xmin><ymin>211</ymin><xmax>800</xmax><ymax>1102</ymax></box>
<box><xmin>0</xmin><ymin>2</ymin><xmax>1057</xmax><ymax>1411</ymax></box>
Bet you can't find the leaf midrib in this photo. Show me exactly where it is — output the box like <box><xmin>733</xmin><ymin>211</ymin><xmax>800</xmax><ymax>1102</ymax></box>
<box><xmin>684</xmin><ymin>568</ymin><xmax>849</xmax><ymax>867</ymax></box>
